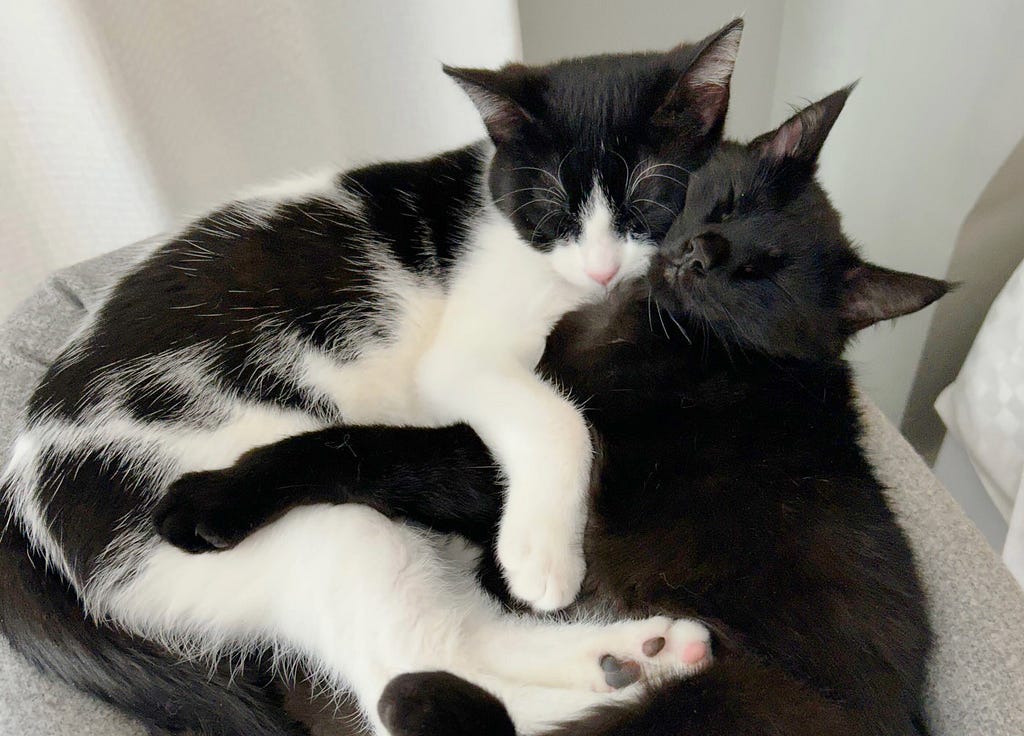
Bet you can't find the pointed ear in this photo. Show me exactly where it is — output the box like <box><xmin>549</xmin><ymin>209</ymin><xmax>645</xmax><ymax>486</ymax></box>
<box><xmin>752</xmin><ymin>84</ymin><xmax>856</xmax><ymax>165</ymax></box>
<box><xmin>444</xmin><ymin>65</ymin><xmax>536</xmax><ymax>145</ymax></box>
<box><xmin>840</xmin><ymin>263</ymin><xmax>952</xmax><ymax>331</ymax></box>
<box><xmin>652</xmin><ymin>18</ymin><xmax>743</xmax><ymax>139</ymax></box>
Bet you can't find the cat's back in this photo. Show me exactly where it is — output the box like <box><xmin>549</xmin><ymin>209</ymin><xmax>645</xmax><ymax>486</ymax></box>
<box><xmin>3</xmin><ymin>143</ymin><xmax>492</xmax><ymax>591</ymax></box>
<box><xmin>24</xmin><ymin>143</ymin><xmax>491</xmax><ymax>425</ymax></box>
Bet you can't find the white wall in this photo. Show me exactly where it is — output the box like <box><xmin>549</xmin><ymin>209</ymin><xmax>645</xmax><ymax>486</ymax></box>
<box><xmin>517</xmin><ymin>0</ymin><xmax>786</xmax><ymax>141</ymax></box>
<box><xmin>0</xmin><ymin>0</ymin><xmax>521</xmax><ymax>319</ymax></box>
<box><xmin>772</xmin><ymin>0</ymin><xmax>1024</xmax><ymax>423</ymax></box>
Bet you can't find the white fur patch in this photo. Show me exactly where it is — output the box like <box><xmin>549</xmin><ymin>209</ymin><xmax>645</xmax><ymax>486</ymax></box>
<box><xmin>548</xmin><ymin>185</ymin><xmax>656</xmax><ymax>292</ymax></box>
<box><xmin>103</xmin><ymin>504</ymin><xmax>694</xmax><ymax>734</ymax></box>
<box><xmin>302</xmin><ymin>282</ymin><xmax>447</xmax><ymax>426</ymax></box>
<box><xmin>1</xmin><ymin>434</ymin><xmax>76</xmax><ymax>582</ymax></box>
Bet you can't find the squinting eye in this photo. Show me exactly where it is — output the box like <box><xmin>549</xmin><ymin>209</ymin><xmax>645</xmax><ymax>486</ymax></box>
<box><xmin>735</xmin><ymin>249</ymin><xmax>787</xmax><ymax>280</ymax></box>
<box><xmin>523</xmin><ymin>206</ymin><xmax>567</xmax><ymax>241</ymax></box>
<box><xmin>706</xmin><ymin>186</ymin><xmax>736</xmax><ymax>224</ymax></box>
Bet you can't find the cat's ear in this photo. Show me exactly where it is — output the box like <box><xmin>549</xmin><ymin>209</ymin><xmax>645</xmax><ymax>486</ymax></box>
<box><xmin>444</xmin><ymin>65</ymin><xmax>536</xmax><ymax>145</ymax></box>
<box><xmin>840</xmin><ymin>263</ymin><xmax>952</xmax><ymax>331</ymax></box>
<box><xmin>752</xmin><ymin>84</ymin><xmax>855</xmax><ymax>166</ymax></box>
<box><xmin>652</xmin><ymin>18</ymin><xmax>743</xmax><ymax>139</ymax></box>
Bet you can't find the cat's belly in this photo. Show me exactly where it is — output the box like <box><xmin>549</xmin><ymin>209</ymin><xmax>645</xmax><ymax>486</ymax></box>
<box><xmin>301</xmin><ymin>283</ymin><xmax>449</xmax><ymax>426</ymax></box>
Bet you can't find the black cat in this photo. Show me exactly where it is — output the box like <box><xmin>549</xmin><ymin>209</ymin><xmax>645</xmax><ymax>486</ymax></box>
<box><xmin>155</xmin><ymin>86</ymin><xmax>947</xmax><ymax>735</ymax></box>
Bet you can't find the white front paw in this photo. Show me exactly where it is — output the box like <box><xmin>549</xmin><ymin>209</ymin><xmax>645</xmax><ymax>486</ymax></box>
<box><xmin>497</xmin><ymin>501</ymin><xmax>587</xmax><ymax>612</ymax></box>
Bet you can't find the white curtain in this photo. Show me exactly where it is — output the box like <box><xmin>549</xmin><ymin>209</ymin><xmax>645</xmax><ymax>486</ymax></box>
<box><xmin>0</xmin><ymin>0</ymin><xmax>521</xmax><ymax>319</ymax></box>
<box><xmin>936</xmin><ymin>258</ymin><xmax>1024</xmax><ymax>585</ymax></box>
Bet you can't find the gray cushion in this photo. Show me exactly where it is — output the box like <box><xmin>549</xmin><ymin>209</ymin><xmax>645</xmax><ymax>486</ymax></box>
<box><xmin>2</xmin><ymin>245</ymin><xmax>1023</xmax><ymax>735</ymax></box>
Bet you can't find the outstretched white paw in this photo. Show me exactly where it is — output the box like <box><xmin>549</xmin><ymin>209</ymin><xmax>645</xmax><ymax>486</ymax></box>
<box><xmin>584</xmin><ymin>617</ymin><xmax>713</xmax><ymax>692</ymax></box>
<box><xmin>496</xmin><ymin>504</ymin><xmax>587</xmax><ymax>612</ymax></box>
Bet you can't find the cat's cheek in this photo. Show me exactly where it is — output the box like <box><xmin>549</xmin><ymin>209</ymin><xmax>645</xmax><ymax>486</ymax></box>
<box><xmin>617</xmin><ymin>239</ymin><xmax>657</xmax><ymax>283</ymax></box>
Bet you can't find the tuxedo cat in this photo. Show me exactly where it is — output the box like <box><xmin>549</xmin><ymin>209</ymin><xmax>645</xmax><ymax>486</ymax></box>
<box><xmin>157</xmin><ymin>86</ymin><xmax>947</xmax><ymax>736</ymax></box>
<box><xmin>0</xmin><ymin>22</ymin><xmax>747</xmax><ymax>736</ymax></box>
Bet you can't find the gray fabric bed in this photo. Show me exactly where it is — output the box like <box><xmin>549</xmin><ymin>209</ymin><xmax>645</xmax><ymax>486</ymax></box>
<box><xmin>2</xmin><ymin>244</ymin><xmax>1023</xmax><ymax>735</ymax></box>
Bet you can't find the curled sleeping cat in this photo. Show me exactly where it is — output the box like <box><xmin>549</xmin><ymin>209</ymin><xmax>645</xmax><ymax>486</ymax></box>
<box><xmin>0</xmin><ymin>21</ymin><xmax>745</xmax><ymax>736</ymax></box>
<box><xmin>157</xmin><ymin>85</ymin><xmax>944</xmax><ymax>736</ymax></box>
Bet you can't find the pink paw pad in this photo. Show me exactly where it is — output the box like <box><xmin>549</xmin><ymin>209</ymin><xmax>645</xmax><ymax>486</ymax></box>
<box><xmin>680</xmin><ymin>640</ymin><xmax>709</xmax><ymax>665</ymax></box>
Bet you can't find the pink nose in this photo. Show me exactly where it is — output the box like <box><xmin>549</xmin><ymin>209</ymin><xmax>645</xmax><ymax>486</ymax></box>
<box><xmin>586</xmin><ymin>265</ymin><xmax>619</xmax><ymax>286</ymax></box>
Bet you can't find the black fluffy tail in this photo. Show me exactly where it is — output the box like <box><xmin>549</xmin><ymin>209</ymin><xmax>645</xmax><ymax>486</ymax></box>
<box><xmin>0</xmin><ymin>501</ymin><xmax>306</xmax><ymax>736</ymax></box>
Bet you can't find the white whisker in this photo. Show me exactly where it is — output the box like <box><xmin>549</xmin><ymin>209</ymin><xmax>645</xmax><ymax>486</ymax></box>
<box><xmin>530</xmin><ymin>209</ymin><xmax>562</xmax><ymax>244</ymax></box>
<box><xmin>635</xmin><ymin>172</ymin><xmax>687</xmax><ymax>189</ymax></box>
<box><xmin>509</xmin><ymin>198</ymin><xmax>562</xmax><ymax>217</ymax></box>
<box><xmin>493</xmin><ymin>186</ymin><xmax>566</xmax><ymax>204</ymax></box>
<box><xmin>511</xmin><ymin>166</ymin><xmax>565</xmax><ymax>193</ymax></box>
<box><xmin>632</xmin><ymin>198</ymin><xmax>678</xmax><ymax>218</ymax></box>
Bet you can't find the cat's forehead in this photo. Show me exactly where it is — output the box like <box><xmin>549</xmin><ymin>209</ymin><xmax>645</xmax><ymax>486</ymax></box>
<box><xmin>506</xmin><ymin>135</ymin><xmax>672</xmax><ymax>202</ymax></box>
<box><xmin>534</xmin><ymin>52</ymin><xmax>684</xmax><ymax>142</ymax></box>
<box><xmin>691</xmin><ymin>144</ymin><xmax>759</xmax><ymax>193</ymax></box>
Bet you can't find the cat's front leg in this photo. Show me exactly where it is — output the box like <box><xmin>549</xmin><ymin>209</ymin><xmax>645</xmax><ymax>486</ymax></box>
<box><xmin>492</xmin><ymin>395</ymin><xmax>592</xmax><ymax>612</ymax></box>
<box><xmin>153</xmin><ymin>425</ymin><xmax>502</xmax><ymax>553</ymax></box>
<box><xmin>418</xmin><ymin>353</ymin><xmax>593</xmax><ymax>611</ymax></box>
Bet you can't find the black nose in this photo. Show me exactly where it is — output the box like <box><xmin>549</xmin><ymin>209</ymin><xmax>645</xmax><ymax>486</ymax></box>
<box><xmin>669</xmin><ymin>234</ymin><xmax>728</xmax><ymax>276</ymax></box>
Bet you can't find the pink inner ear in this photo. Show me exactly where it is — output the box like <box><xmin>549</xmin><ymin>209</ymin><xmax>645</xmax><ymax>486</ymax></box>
<box><xmin>766</xmin><ymin>118</ymin><xmax>804</xmax><ymax>160</ymax></box>
<box><xmin>692</xmin><ymin>83</ymin><xmax>729</xmax><ymax>134</ymax></box>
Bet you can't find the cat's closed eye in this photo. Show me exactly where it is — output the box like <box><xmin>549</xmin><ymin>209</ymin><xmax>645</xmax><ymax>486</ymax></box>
<box><xmin>706</xmin><ymin>186</ymin><xmax>736</xmax><ymax>224</ymax></box>
<box><xmin>522</xmin><ymin>205</ymin><xmax>567</xmax><ymax>241</ymax></box>
<box><xmin>706</xmin><ymin>187</ymin><xmax>754</xmax><ymax>225</ymax></box>
<box><xmin>733</xmin><ymin>249</ymin><xmax>787</xmax><ymax>280</ymax></box>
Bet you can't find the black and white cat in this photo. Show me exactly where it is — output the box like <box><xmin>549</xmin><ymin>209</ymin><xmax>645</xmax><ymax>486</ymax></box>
<box><xmin>158</xmin><ymin>86</ymin><xmax>946</xmax><ymax>736</ymax></box>
<box><xmin>0</xmin><ymin>21</ymin><xmax>744</xmax><ymax>736</ymax></box>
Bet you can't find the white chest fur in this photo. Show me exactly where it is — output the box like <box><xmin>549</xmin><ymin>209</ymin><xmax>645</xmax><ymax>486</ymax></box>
<box><xmin>300</xmin><ymin>214</ymin><xmax>590</xmax><ymax>426</ymax></box>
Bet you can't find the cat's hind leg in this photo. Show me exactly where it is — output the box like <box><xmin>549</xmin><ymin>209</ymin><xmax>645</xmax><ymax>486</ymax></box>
<box><xmin>378</xmin><ymin>672</ymin><xmax>516</xmax><ymax>736</ymax></box>
<box><xmin>466</xmin><ymin>614</ymin><xmax>711</xmax><ymax>693</ymax></box>
<box><xmin>104</xmin><ymin>505</ymin><xmax>705</xmax><ymax>734</ymax></box>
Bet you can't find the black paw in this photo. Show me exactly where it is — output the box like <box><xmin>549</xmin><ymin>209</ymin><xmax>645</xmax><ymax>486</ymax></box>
<box><xmin>378</xmin><ymin>672</ymin><xmax>514</xmax><ymax>736</ymax></box>
<box><xmin>152</xmin><ymin>471</ymin><xmax>253</xmax><ymax>554</ymax></box>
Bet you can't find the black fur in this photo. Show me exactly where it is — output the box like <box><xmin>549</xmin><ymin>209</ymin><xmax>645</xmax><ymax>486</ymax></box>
<box><xmin>378</xmin><ymin>672</ymin><xmax>515</xmax><ymax>736</ymax></box>
<box><xmin>155</xmin><ymin>425</ymin><xmax>502</xmax><ymax>554</ymax></box>
<box><xmin>155</xmin><ymin>88</ymin><xmax>947</xmax><ymax>735</ymax></box>
<box><xmin>26</xmin><ymin>150</ymin><xmax>485</xmax><ymax>426</ymax></box>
